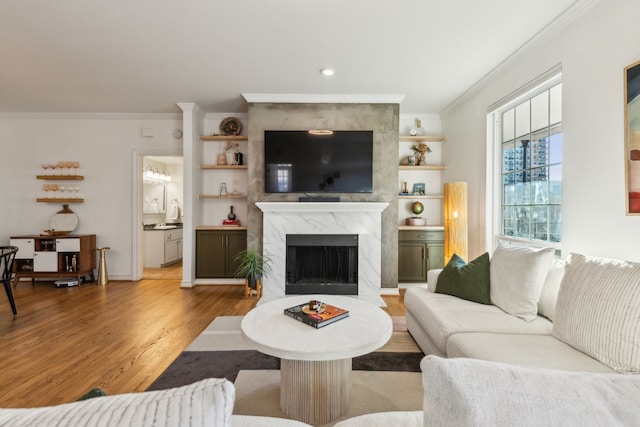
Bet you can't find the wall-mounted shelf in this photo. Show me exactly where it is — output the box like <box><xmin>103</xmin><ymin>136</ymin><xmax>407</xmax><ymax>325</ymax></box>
<box><xmin>37</xmin><ymin>198</ymin><xmax>84</xmax><ymax>203</ymax></box>
<box><xmin>198</xmin><ymin>164</ymin><xmax>248</xmax><ymax>170</ymax></box>
<box><xmin>399</xmin><ymin>165</ymin><xmax>446</xmax><ymax>171</ymax></box>
<box><xmin>37</xmin><ymin>175</ymin><xmax>84</xmax><ymax>180</ymax></box>
<box><xmin>398</xmin><ymin>194</ymin><xmax>443</xmax><ymax>200</ymax></box>
<box><xmin>200</xmin><ymin>135</ymin><xmax>248</xmax><ymax>141</ymax></box>
<box><xmin>199</xmin><ymin>194</ymin><xmax>247</xmax><ymax>200</ymax></box>
<box><xmin>399</xmin><ymin>135</ymin><xmax>446</xmax><ymax>143</ymax></box>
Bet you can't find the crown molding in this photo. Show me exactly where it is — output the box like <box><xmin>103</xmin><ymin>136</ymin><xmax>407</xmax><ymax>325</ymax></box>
<box><xmin>0</xmin><ymin>112</ymin><xmax>181</xmax><ymax>120</ymax></box>
<box><xmin>242</xmin><ymin>93</ymin><xmax>406</xmax><ymax>105</ymax></box>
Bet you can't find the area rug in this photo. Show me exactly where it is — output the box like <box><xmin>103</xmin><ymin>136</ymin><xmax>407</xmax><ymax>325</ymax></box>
<box><xmin>148</xmin><ymin>315</ymin><xmax>425</xmax><ymax>424</ymax></box>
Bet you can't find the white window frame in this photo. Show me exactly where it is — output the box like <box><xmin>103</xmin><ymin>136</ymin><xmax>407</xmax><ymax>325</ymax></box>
<box><xmin>486</xmin><ymin>67</ymin><xmax>562</xmax><ymax>253</ymax></box>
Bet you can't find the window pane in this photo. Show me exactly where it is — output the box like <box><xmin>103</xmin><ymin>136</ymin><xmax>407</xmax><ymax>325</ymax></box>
<box><xmin>515</xmin><ymin>172</ymin><xmax>530</xmax><ymax>204</ymax></box>
<box><xmin>514</xmin><ymin>206</ymin><xmax>530</xmax><ymax>238</ymax></box>
<box><xmin>503</xmin><ymin>175</ymin><xmax>515</xmax><ymax>204</ymax></box>
<box><xmin>515</xmin><ymin>102</ymin><xmax>531</xmax><ymax>139</ymax></box>
<box><xmin>549</xmin><ymin>164</ymin><xmax>562</xmax><ymax>203</ymax></box>
<box><xmin>549</xmin><ymin>205</ymin><xmax>562</xmax><ymax>242</ymax></box>
<box><xmin>502</xmin><ymin>140</ymin><xmax>515</xmax><ymax>173</ymax></box>
<box><xmin>531</xmin><ymin>168</ymin><xmax>549</xmax><ymax>204</ymax></box>
<box><xmin>550</xmin><ymin>84</ymin><xmax>562</xmax><ymax>124</ymax></box>
<box><xmin>503</xmin><ymin>206</ymin><xmax>516</xmax><ymax>236</ymax></box>
<box><xmin>502</xmin><ymin>109</ymin><xmax>514</xmax><ymax>142</ymax></box>
<box><xmin>531</xmin><ymin>91</ymin><xmax>549</xmax><ymax>132</ymax></box>
<box><xmin>549</xmin><ymin>125</ymin><xmax>562</xmax><ymax>165</ymax></box>
<box><xmin>531</xmin><ymin>133</ymin><xmax>549</xmax><ymax>168</ymax></box>
<box><xmin>532</xmin><ymin>206</ymin><xmax>549</xmax><ymax>241</ymax></box>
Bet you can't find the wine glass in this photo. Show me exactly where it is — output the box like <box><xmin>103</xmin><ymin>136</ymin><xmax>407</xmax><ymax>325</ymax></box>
<box><xmin>57</xmin><ymin>161</ymin><xmax>65</xmax><ymax>175</ymax></box>
<box><xmin>59</xmin><ymin>185</ymin><xmax>65</xmax><ymax>198</ymax></box>
<box><xmin>41</xmin><ymin>164</ymin><xmax>50</xmax><ymax>176</ymax></box>
<box><xmin>65</xmin><ymin>161</ymin><xmax>73</xmax><ymax>175</ymax></box>
<box><xmin>50</xmin><ymin>184</ymin><xmax>59</xmax><ymax>198</ymax></box>
<box><xmin>72</xmin><ymin>161</ymin><xmax>80</xmax><ymax>175</ymax></box>
<box><xmin>73</xmin><ymin>186</ymin><xmax>80</xmax><ymax>198</ymax></box>
<box><xmin>43</xmin><ymin>184</ymin><xmax>51</xmax><ymax>199</ymax></box>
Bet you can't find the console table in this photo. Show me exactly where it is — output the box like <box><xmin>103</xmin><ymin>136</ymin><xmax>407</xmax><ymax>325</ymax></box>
<box><xmin>241</xmin><ymin>295</ymin><xmax>392</xmax><ymax>424</ymax></box>
<box><xmin>10</xmin><ymin>234</ymin><xmax>96</xmax><ymax>286</ymax></box>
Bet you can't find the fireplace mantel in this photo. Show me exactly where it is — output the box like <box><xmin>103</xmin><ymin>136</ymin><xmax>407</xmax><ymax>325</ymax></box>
<box><xmin>257</xmin><ymin>202</ymin><xmax>389</xmax><ymax>305</ymax></box>
<box><xmin>255</xmin><ymin>202</ymin><xmax>389</xmax><ymax>213</ymax></box>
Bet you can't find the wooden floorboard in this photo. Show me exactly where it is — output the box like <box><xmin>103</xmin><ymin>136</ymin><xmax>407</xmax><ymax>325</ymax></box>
<box><xmin>0</xmin><ymin>276</ymin><xmax>407</xmax><ymax>408</ymax></box>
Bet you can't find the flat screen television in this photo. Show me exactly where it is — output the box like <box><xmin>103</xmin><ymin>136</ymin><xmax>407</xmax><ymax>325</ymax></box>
<box><xmin>264</xmin><ymin>130</ymin><xmax>373</xmax><ymax>193</ymax></box>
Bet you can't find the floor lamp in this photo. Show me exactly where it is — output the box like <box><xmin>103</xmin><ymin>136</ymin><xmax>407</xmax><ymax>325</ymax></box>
<box><xmin>443</xmin><ymin>182</ymin><xmax>468</xmax><ymax>265</ymax></box>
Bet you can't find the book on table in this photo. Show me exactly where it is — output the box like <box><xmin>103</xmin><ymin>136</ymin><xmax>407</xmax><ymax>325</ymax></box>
<box><xmin>284</xmin><ymin>300</ymin><xmax>349</xmax><ymax>328</ymax></box>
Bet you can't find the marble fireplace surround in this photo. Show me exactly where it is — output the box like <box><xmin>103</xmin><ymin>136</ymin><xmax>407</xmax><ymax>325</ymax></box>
<box><xmin>256</xmin><ymin>202</ymin><xmax>389</xmax><ymax>305</ymax></box>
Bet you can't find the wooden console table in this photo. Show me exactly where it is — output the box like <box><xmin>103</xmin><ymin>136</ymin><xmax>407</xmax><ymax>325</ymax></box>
<box><xmin>10</xmin><ymin>234</ymin><xmax>96</xmax><ymax>286</ymax></box>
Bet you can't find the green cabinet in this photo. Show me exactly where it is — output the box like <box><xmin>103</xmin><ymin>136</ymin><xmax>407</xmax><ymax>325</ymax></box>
<box><xmin>196</xmin><ymin>229</ymin><xmax>247</xmax><ymax>278</ymax></box>
<box><xmin>398</xmin><ymin>230</ymin><xmax>444</xmax><ymax>282</ymax></box>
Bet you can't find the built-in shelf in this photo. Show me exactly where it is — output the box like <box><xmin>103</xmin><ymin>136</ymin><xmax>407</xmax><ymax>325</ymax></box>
<box><xmin>36</xmin><ymin>175</ymin><xmax>84</xmax><ymax>180</ymax></box>
<box><xmin>398</xmin><ymin>194</ymin><xmax>443</xmax><ymax>200</ymax></box>
<box><xmin>199</xmin><ymin>194</ymin><xmax>247</xmax><ymax>200</ymax></box>
<box><xmin>399</xmin><ymin>135</ymin><xmax>446</xmax><ymax>143</ymax></box>
<box><xmin>398</xmin><ymin>225</ymin><xmax>444</xmax><ymax>231</ymax></box>
<box><xmin>399</xmin><ymin>165</ymin><xmax>446</xmax><ymax>171</ymax></box>
<box><xmin>36</xmin><ymin>198</ymin><xmax>84</xmax><ymax>203</ymax></box>
<box><xmin>199</xmin><ymin>135</ymin><xmax>248</xmax><ymax>141</ymax></box>
<box><xmin>198</xmin><ymin>164</ymin><xmax>248</xmax><ymax>170</ymax></box>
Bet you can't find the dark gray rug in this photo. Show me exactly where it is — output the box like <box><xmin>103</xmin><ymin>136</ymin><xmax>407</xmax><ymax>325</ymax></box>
<box><xmin>148</xmin><ymin>350</ymin><xmax>424</xmax><ymax>391</ymax></box>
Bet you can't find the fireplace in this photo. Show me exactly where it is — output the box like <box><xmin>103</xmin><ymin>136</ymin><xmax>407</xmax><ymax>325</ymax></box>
<box><xmin>256</xmin><ymin>202</ymin><xmax>388</xmax><ymax>304</ymax></box>
<box><xmin>286</xmin><ymin>234</ymin><xmax>358</xmax><ymax>295</ymax></box>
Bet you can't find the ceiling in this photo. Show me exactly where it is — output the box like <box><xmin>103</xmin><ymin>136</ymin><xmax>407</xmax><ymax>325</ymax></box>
<box><xmin>0</xmin><ymin>0</ymin><xmax>583</xmax><ymax>115</ymax></box>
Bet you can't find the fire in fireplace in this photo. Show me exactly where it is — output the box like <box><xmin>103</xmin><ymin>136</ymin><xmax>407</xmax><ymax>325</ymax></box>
<box><xmin>286</xmin><ymin>234</ymin><xmax>358</xmax><ymax>295</ymax></box>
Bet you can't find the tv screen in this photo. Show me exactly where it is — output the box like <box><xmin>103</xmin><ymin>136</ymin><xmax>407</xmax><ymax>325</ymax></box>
<box><xmin>264</xmin><ymin>130</ymin><xmax>373</xmax><ymax>193</ymax></box>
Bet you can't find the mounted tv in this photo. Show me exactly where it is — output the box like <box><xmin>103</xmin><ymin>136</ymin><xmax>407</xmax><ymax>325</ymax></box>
<box><xmin>264</xmin><ymin>130</ymin><xmax>373</xmax><ymax>193</ymax></box>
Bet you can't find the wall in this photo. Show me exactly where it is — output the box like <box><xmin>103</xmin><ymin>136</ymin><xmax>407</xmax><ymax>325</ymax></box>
<box><xmin>246</xmin><ymin>103</ymin><xmax>400</xmax><ymax>288</ymax></box>
<box><xmin>441</xmin><ymin>0</ymin><xmax>640</xmax><ymax>262</ymax></box>
<box><xmin>1</xmin><ymin>114</ymin><xmax>183</xmax><ymax>279</ymax></box>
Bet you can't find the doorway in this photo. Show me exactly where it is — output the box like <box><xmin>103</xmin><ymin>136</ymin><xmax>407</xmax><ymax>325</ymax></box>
<box><xmin>141</xmin><ymin>155</ymin><xmax>184</xmax><ymax>280</ymax></box>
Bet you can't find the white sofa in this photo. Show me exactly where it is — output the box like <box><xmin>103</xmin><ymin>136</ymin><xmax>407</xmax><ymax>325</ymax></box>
<box><xmin>405</xmin><ymin>246</ymin><xmax>640</xmax><ymax>374</ymax></box>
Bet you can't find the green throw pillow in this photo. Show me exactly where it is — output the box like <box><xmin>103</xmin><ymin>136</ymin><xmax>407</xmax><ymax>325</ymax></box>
<box><xmin>76</xmin><ymin>388</ymin><xmax>107</xmax><ymax>401</ymax></box>
<box><xmin>435</xmin><ymin>252</ymin><xmax>491</xmax><ymax>304</ymax></box>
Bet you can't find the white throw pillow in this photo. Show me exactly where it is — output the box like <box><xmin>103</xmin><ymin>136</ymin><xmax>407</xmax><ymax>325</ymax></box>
<box><xmin>0</xmin><ymin>378</ymin><xmax>234</xmax><ymax>427</ymax></box>
<box><xmin>553</xmin><ymin>253</ymin><xmax>640</xmax><ymax>373</ymax></box>
<box><xmin>489</xmin><ymin>244</ymin><xmax>554</xmax><ymax>321</ymax></box>
<box><xmin>421</xmin><ymin>355</ymin><xmax>640</xmax><ymax>427</ymax></box>
<box><xmin>537</xmin><ymin>257</ymin><xmax>565</xmax><ymax>320</ymax></box>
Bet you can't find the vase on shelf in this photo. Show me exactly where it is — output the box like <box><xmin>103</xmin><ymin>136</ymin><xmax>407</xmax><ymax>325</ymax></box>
<box><xmin>217</xmin><ymin>152</ymin><xmax>228</xmax><ymax>165</ymax></box>
<box><xmin>228</xmin><ymin>206</ymin><xmax>236</xmax><ymax>220</ymax></box>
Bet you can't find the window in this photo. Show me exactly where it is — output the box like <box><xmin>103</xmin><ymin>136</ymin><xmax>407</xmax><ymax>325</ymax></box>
<box><xmin>488</xmin><ymin>72</ymin><xmax>562</xmax><ymax>248</ymax></box>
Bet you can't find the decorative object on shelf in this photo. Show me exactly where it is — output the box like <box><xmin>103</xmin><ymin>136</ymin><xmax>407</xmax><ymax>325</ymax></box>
<box><xmin>411</xmin><ymin>201</ymin><xmax>424</xmax><ymax>215</ymax></box>
<box><xmin>45</xmin><ymin>204</ymin><xmax>79</xmax><ymax>236</ymax></box>
<box><xmin>402</xmin><ymin>181</ymin><xmax>409</xmax><ymax>194</ymax></box>
<box><xmin>227</xmin><ymin>205</ymin><xmax>236</xmax><ymax>220</ymax></box>
<box><xmin>409</xmin><ymin>128</ymin><xmax>417</xmax><ymax>136</ymax></box>
<box><xmin>412</xmin><ymin>183</ymin><xmax>426</xmax><ymax>196</ymax></box>
<box><xmin>216</xmin><ymin>152</ymin><xmax>228</xmax><ymax>165</ymax></box>
<box><xmin>408</xmin><ymin>155</ymin><xmax>416</xmax><ymax>165</ymax></box>
<box><xmin>444</xmin><ymin>182</ymin><xmax>468</xmax><ymax>264</ymax></box>
<box><xmin>406</xmin><ymin>217</ymin><xmax>427</xmax><ymax>226</ymax></box>
<box><xmin>234</xmin><ymin>150</ymin><xmax>243</xmax><ymax>165</ymax></box>
<box><xmin>411</xmin><ymin>142</ymin><xmax>432</xmax><ymax>166</ymax></box>
<box><xmin>40</xmin><ymin>161</ymin><xmax>81</xmax><ymax>176</ymax></box>
<box><xmin>219</xmin><ymin>182</ymin><xmax>229</xmax><ymax>196</ymax></box>
<box><xmin>219</xmin><ymin>117</ymin><xmax>242</xmax><ymax>136</ymax></box>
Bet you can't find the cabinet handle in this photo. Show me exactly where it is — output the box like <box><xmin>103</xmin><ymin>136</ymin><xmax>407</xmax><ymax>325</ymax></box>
<box><xmin>422</xmin><ymin>247</ymin><xmax>425</xmax><ymax>260</ymax></box>
<box><xmin>417</xmin><ymin>235</ymin><xmax>429</xmax><ymax>238</ymax></box>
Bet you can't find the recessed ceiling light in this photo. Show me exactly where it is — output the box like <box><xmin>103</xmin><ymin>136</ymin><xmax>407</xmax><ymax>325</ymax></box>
<box><xmin>319</xmin><ymin>68</ymin><xmax>335</xmax><ymax>77</ymax></box>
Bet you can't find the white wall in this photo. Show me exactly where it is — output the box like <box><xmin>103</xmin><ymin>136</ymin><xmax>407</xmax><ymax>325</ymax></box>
<box><xmin>1</xmin><ymin>114</ymin><xmax>182</xmax><ymax>279</ymax></box>
<box><xmin>441</xmin><ymin>0</ymin><xmax>640</xmax><ymax>262</ymax></box>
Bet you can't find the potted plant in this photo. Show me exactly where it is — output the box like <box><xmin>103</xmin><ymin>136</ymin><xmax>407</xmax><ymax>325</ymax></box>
<box><xmin>411</xmin><ymin>142</ymin><xmax>432</xmax><ymax>166</ymax></box>
<box><xmin>234</xmin><ymin>247</ymin><xmax>272</xmax><ymax>298</ymax></box>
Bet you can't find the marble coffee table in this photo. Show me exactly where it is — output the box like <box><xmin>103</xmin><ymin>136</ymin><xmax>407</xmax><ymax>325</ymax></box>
<box><xmin>241</xmin><ymin>294</ymin><xmax>393</xmax><ymax>425</ymax></box>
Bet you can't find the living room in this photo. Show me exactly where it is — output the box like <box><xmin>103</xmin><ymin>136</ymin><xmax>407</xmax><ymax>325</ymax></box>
<box><xmin>2</xmin><ymin>0</ymin><xmax>640</xmax><ymax>425</ymax></box>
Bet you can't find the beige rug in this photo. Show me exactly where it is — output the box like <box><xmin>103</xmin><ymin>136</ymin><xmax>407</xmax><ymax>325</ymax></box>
<box><xmin>187</xmin><ymin>315</ymin><xmax>421</xmax><ymax>353</ymax></box>
<box><xmin>233</xmin><ymin>369</ymin><xmax>423</xmax><ymax>427</ymax></box>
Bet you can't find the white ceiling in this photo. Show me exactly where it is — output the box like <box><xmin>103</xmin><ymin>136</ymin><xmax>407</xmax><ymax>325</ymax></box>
<box><xmin>0</xmin><ymin>0</ymin><xmax>584</xmax><ymax>115</ymax></box>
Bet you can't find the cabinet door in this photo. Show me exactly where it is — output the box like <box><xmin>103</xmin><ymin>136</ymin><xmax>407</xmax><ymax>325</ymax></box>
<box><xmin>426</xmin><ymin>241</ymin><xmax>445</xmax><ymax>271</ymax></box>
<box><xmin>10</xmin><ymin>239</ymin><xmax>34</xmax><ymax>259</ymax></box>
<box><xmin>398</xmin><ymin>242</ymin><xmax>427</xmax><ymax>282</ymax></box>
<box><xmin>165</xmin><ymin>240</ymin><xmax>179</xmax><ymax>264</ymax></box>
<box><xmin>33</xmin><ymin>252</ymin><xmax>58</xmax><ymax>272</ymax></box>
<box><xmin>195</xmin><ymin>231</ymin><xmax>227</xmax><ymax>278</ymax></box>
<box><xmin>225</xmin><ymin>231</ymin><xmax>247</xmax><ymax>278</ymax></box>
<box><xmin>56</xmin><ymin>238</ymin><xmax>80</xmax><ymax>252</ymax></box>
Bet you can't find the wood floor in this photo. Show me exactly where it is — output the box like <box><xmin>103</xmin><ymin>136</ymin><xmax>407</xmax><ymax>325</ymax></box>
<box><xmin>0</xmin><ymin>276</ymin><xmax>406</xmax><ymax>408</ymax></box>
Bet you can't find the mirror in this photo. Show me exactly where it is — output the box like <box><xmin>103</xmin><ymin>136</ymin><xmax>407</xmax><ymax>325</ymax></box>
<box><xmin>143</xmin><ymin>182</ymin><xmax>166</xmax><ymax>214</ymax></box>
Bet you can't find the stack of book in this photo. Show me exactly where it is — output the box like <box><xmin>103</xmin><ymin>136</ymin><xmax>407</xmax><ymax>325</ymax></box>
<box><xmin>222</xmin><ymin>219</ymin><xmax>241</xmax><ymax>226</ymax></box>
<box><xmin>284</xmin><ymin>300</ymin><xmax>349</xmax><ymax>328</ymax></box>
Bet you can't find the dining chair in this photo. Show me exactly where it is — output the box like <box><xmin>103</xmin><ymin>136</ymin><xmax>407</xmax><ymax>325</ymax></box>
<box><xmin>1</xmin><ymin>246</ymin><xmax>19</xmax><ymax>315</ymax></box>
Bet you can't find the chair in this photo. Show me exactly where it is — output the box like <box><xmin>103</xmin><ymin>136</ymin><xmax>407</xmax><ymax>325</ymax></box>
<box><xmin>1</xmin><ymin>246</ymin><xmax>18</xmax><ymax>315</ymax></box>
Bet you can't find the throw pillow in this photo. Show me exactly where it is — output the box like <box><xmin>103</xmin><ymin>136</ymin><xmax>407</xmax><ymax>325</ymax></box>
<box><xmin>489</xmin><ymin>244</ymin><xmax>554</xmax><ymax>321</ymax></box>
<box><xmin>76</xmin><ymin>388</ymin><xmax>107</xmax><ymax>401</ymax></box>
<box><xmin>435</xmin><ymin>253</ymin><xmax>491</xmax><ymax>304</ymax></box>
<box><xmin>553</xmin><ymin>253</ymin><xmax>640</xmax><ymax>373</ymax></box>
<box><xmin>537</xmin><ymin>257</ymin><xmax>565</xmax><ymax>320</ymax></box>
<box><xmin>0</xmin><ymin>378</ymin><xmax>234</xmax><ymax>427</ymax></box>
<box><xmin>421</xmin><ymin>355</ymin><xmax>640</xmax><ymax>427</ymax></box>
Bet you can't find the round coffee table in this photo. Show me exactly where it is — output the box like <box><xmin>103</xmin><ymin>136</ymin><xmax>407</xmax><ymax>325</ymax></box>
<box><xmin>241</xmin><ymin>295</ymin><xmax>392</xmax><ymax>425</ymax></box>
